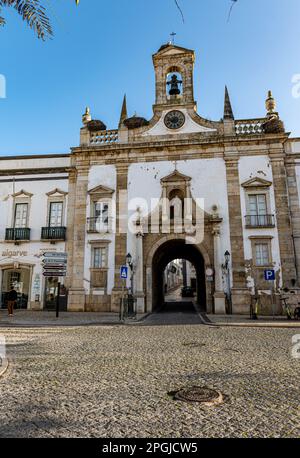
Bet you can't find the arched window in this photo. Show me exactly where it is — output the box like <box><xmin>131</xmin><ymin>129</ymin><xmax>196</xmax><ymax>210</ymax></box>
<box><xmin>166</xmin><ymin>67</ymin><xmax>183</xmax><ymax>98</ymax></box>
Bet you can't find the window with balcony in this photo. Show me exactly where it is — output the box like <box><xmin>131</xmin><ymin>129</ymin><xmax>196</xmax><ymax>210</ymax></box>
<box><xmin>5</xmin><ymin>190</ymin><xmax>32</xmax><ymax>241</ymax></box>
<box><xmin>246</xmin><ymin>194</ymin><xmax>275</xmax><ymax>227</ymax></box>
<box><xmin>87</xmin><ymin>184</ymin><xmax>114</xmax><ymax>234</ymax></box>
<box><xmin>49</xmin><ymin>202</ymin><xmax>63</xmax><ymax>227</ymax></box>
<box><xmin>242</xmin><ymin>177</ymin><xmax>275</xmax><ymax>229</ymax></box>
<box><xmin>95</xmin><ymin>202</ymin><xmax>109</xmax><ymax>229</ymax></box>
<box><xmin>42</xmin><ymin>189</ymin><xmax>67</xmax><ymax>241</ymax></box>
<box><xmin>14</xmin><ymin>203</ymin><xmax>28</xmax><ymax>228</ymax></box>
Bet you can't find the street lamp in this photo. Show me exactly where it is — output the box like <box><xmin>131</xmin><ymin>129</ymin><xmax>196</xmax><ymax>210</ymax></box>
<box><xmin>126</xmin><ymin>253</ymin><xmax>133</xmax><ymax>269</ymax></box>
<box><xmin>224</xmin><ymin>250</ymin><xmax>230</xmax><ymax>268</ymax></box>
<box><xmin>126</xmin><ymin>252</ymin><xmax>135</xmax><ymax>316</ymax></box>
<box><xmin>222</xmin><ymin>251</ymin><xmax>232</xmax><ymax>314</ymax></box>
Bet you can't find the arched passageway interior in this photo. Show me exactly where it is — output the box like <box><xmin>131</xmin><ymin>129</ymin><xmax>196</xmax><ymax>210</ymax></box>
<box><xmin>152</xmin><ymin>239</ymin><xmax>206</xmax><ymax>311</ymax></box>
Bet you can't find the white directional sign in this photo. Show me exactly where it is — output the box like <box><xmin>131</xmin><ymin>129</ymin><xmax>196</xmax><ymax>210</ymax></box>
<box><xmin>43</xmin><ymin>259</ymin><xmax>67</xmax><ymax>265</ymax></box>
<box><xmin>42</xmin><ymin>252</ymin><xmax>67</xmax><ymax>277</ymax></box>
<box><xmin>43</xmin><ymin>252</ymin><xmax>67</xmax><ymax>259</ymax></box>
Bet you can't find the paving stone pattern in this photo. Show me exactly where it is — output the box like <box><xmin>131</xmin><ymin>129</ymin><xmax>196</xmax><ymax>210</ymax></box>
<box><xmin>0</xmin><ymin>324</ymin><xmax>299</xmax><ymax>438</ymax></box>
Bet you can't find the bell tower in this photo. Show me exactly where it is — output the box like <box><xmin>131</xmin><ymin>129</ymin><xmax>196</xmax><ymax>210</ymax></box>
<box><xmin>152</xmin><ymin>43</ymin><xmax>196</xmax><ymax>111</ymax></box>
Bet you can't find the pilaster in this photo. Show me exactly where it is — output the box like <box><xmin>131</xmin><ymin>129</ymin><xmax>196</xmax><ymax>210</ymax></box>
<box><xmin>224</xmin><ymin>154</ymin><xmax>250</xmax><ymax>313</ymax></box>
<box><xmin>135</xmin><ymin>232</ymin><xmax>145</xmax><ymax>313</ymax></box>
<box><xmin>212</xmin><ymin>222</ymin><xmax>226</xmax><ymax>314</ymax></box>
<box><xmin>270</xmin><ymin>153</ymin><xmax>297</xmax><ymax>286</ymax></box>
<box><xmin>111</xmin><ymin>164</ymin><xmax>129</xmax><ymax>312</ymax></box>
<box><xmin>67</xmin><ymin>164</ymin><xmax>89</xmax><ymax>311</ymax></box>
<box><xmin>286</xmin><ymin>160</ymin><xmax>300</xmax><ymax>285</ymax></box>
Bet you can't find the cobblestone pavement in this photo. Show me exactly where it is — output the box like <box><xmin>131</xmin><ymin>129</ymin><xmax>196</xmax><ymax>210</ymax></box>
<box><xmin>0</xmin><ymin>323</ymin><xmax>299</xmax><ymax>438</ymax></box>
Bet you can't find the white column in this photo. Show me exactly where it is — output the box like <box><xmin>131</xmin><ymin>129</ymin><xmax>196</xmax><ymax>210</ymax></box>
<box><xmin>135</xmin><ymin>231</ymin><xmax>145</xmax><ymax>313</ymax></box>
<box><xmin>213</xmin><ymin>224</ymin><xmax>226</xmax><ymax>314</ymax></box>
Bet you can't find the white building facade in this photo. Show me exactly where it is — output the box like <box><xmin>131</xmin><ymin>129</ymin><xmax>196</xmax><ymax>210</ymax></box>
<box><xmin>1</xmin><ymin>43</ymin><xmax>300</xmax><ymax>315</ymax></box>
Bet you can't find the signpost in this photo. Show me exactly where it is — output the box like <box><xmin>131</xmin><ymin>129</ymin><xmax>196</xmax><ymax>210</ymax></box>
<box><xmin>264</xmin><ymin>269</ymin><xmax>275</xmax><ymax>281</ymax></box>
<box><xmin>42</xmin><ymin>252</ymin><xmax>67</xmax><ymax>318</ymax></box>
<box><xmin>120</xmin><ymin>266</ymin><xmax>128</xmax><ymax>280</ymax></box>
<box><xmin>120</xmin><ymin>266</ymin><xmax>128</xmax><ymax>321</ymax></box>
<box><xmin>264</xmin><ymin>269</ymin><xmax>276</xmax><ymax>318</ymax></box>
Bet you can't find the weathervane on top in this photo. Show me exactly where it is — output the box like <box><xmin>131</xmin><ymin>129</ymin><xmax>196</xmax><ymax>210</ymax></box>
<box><xmin>170</xmin><ymin>32</ymin><xmax>177</xmax><ymax>45</ymax></box>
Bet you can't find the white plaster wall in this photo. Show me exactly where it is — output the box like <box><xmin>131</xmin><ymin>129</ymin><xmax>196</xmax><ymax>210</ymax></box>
<box><xmin>84</xmin><ymin>165</ymin><xmax>117</xmax><ymax>295</ymax></box>
<box><xmin>0</xmin><ymin>156</ymin><xmax>70</xmax><ymax>170</ymax></box>
<box><xmin>142</xmin><ymin>109</ymin><xmax>217</xmax><ymax>137</ymax></box>
<box><xmin>290</xmin><ymin>140</ymin><xmax>300</xmax><ymax>154</ymax></box>
<box><xmin>239</xmin><ymin>156</ymin><xmax>282</xmax><ymax>286</ymax></box>
<box><xmin>0</xmin><ymin>177</ymin><xmax>69</xmax><ymax>241</ymax></box>
<box><xmin>127</xmin><ymin>158</ymin><xmax>231</xmax><ymax>268</ymax></box>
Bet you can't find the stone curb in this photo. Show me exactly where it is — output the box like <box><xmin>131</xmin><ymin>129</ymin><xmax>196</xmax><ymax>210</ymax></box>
<box><xmin>212</xmin><ymin>322</ymin><xmax>300</xmax><ymax>329</ymax></box>
<box><xmin>124</xmin><ymin>313</ymin><xmax>152</xmax><ymax>325</ymax></box>
<box><xmin>0</xmin><ymin>313</ymin><xmax>151</xmax><ymax>329</ymax></box>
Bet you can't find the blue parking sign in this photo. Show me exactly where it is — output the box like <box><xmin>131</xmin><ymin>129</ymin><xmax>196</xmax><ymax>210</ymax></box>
<box><xmin>120</xmin><ymin>266</ymin><xmax>128</xmax><ymax>279</ymax></box>
<box><xmin>264</xmin><ymin>269</ymin><xmax>275</xmax><ymax>281</ymax></box>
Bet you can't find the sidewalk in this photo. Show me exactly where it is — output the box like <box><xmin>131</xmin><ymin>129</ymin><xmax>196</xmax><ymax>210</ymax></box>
<box><xmin>206</xmin><ymin>314</ymin><xmax>300</xmax><ymax>328</ymax></box>
<box><xmin>0</xmin><ymin>310</ymin><xmax>148</xmax><ymax>327</ymax></box>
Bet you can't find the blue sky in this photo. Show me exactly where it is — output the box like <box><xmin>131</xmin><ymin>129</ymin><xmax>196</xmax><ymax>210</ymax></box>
<box><xmin>0</xmin><ymin>0</ymin><xmax>299</xmax><ymax>156</ymax></box>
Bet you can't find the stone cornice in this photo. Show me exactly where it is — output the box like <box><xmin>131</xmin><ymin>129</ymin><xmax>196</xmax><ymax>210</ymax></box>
<box><xmin>0</xmin><ymin>167</ymin><xmax>70</xmax><ymax>177</ymax></box>
<box><xmin>71</xmin><ymin>132</ymin><xmax>289</xmax><ymax>157</ymax></box>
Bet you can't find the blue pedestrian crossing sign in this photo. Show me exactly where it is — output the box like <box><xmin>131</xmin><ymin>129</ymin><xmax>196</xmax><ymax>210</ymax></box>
<box><xmin>264</xmin><ymin>269</ymin><xmax>275</xmax><ymax>281</ymax></box>
<box><xmin>120</xmin><ymin>266</ymin><xmax>128</xmax><ymax>279</ymax></box>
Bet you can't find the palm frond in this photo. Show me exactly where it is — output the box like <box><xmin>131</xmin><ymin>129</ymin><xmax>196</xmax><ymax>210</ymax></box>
<box><xmin>0</xmin><ymin>6</ymin><xmax>5</xmax><ymax>26</ymax></box>
<box><xmin>0</xmin><ymin>0</ymin><xmax>53</xmax><ymax>39</ymax></box>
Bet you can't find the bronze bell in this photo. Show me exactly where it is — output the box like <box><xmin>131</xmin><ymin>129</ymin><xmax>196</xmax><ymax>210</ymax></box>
<box><xmin>168</xmin><ymin>74</ymin><xmax>182</xmax><ymax>96</ymax></box>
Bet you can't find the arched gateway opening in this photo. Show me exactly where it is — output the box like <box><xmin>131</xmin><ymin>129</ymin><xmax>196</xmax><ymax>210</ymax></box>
<box><xmin>151</xmin><ymin>239</ymin><xmax>207</xmax><ymax>312</ymax></box>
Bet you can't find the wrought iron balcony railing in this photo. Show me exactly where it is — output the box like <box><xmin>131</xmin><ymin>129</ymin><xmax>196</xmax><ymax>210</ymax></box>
<box><xmin>41</xmin><ymin>226</ymin><xmax>67</xmax><ymax>241</ymax></box>
<box><xmin>5</xmin><ymin>227</ymin><xmax>31</xmax><ymax>241</ymax></box>
<box><xmin>87</xmin><ymin>217</ymin><xmax>112</xmax><ymax>233</ymax></box>
<box><xmin>245</xmin><ymin>214</ymin><xmax>275</xmax><ymax>228</ymax></box>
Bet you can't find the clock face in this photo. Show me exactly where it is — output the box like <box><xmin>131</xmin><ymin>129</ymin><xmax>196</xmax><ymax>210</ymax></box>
<box><xmin>164</xmin><ymin>110</ymin><xmax>185</xmax><ymax>130</ymax></box>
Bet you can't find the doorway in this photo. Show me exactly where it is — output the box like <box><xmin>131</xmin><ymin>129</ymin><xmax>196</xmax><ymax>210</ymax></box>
<box><xmin>151</xmin><ymin>239</ymin><xmax>206</xmax><ymax>312</ymax></box>
<box><xmin>1</xmin><ymin>267</ymin><xmax>30</xmax><ymax>309</ymax></box>
<box><xmin>44</xmin><ymin>277</ymin><xmax>67</xmax><ymax>311</ymax></box>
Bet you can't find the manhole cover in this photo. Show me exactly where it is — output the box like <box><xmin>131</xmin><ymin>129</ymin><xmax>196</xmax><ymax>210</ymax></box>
<box><xmin>171</xmin><ymin>386</ymin><xmax>224</xmax><ymax>406</ymax></box>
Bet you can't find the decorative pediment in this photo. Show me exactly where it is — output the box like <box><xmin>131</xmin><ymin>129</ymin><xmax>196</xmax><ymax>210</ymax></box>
<box><xmin>155</xmin><ymin>44</ymin><xmax>194</xmax><ymax>57</ymax></box>
<box><xmin>161</xmin><ymin>170</ymin><xmax>191</xmax><ymax>184</ymax></box>
<box><xmin>46</xmin><ymin>188</ymin><xmax>68</xmax><ymax>197</ymax></box>
<box><xmin>12</xmin><ymin>189</ymin><xmax>33</xmax><ymax>198</ymax></box>
<box><xmin>88</xmin><ymin>185</ymin><xmax>114</xmax><ymax>196</ymax></box>
<box><xmin>241</xmin><ymin>177</ymin><xmax>272</xmax><ymax>189</ymax></box>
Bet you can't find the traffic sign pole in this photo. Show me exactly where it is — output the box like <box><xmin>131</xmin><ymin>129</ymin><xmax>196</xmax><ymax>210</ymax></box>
<box><xmin>56</xmin><ymin>282</ymin><xmax>61</xmax><ymax>318</ymax></box>
<box><xmin>42</xmin><ymin>253</ymin><xmax>67</xmax><ymax>317</ymax></box>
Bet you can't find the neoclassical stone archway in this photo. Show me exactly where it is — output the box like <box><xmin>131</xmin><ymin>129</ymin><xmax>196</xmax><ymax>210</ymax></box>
<box><xmin>145</xmin><ymin>234</ymin><xmax>213</xmax><ymax>313</ymax></box>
